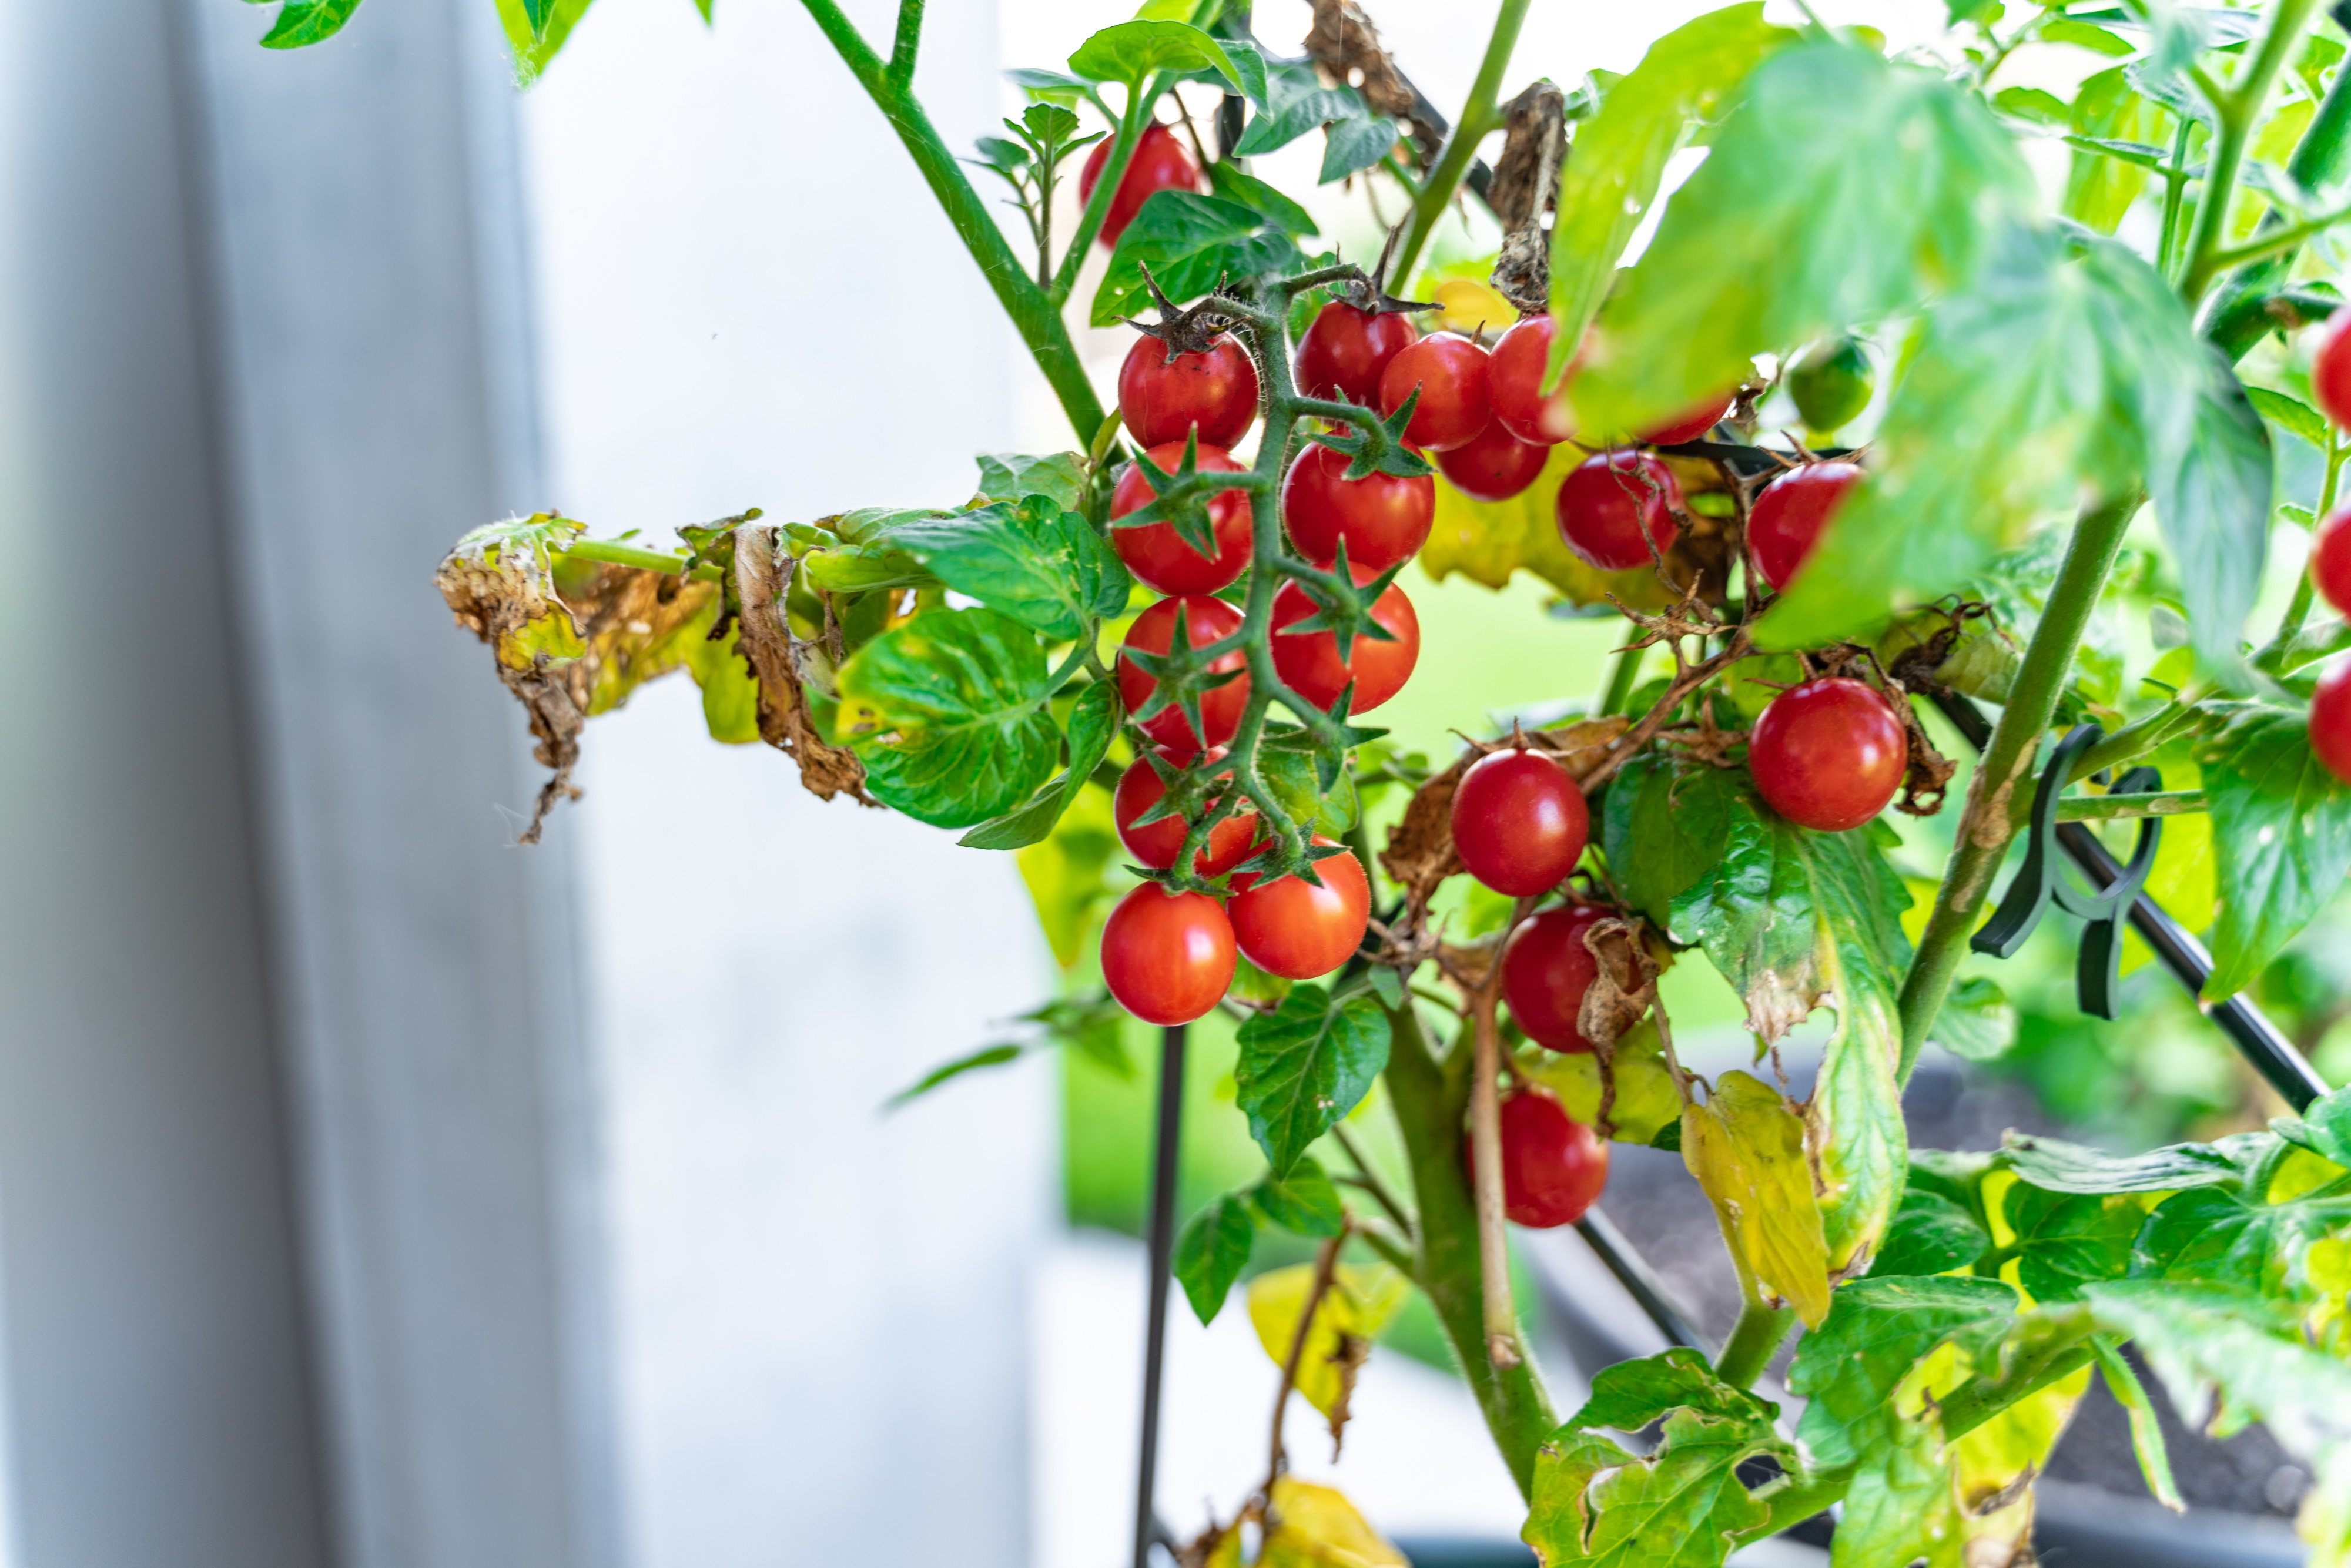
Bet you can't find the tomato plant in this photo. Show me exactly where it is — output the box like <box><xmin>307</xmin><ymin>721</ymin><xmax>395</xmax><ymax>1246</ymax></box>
<box><xmin>281</xmin><ymin>0</ymin><xmax>2351</xmax><ymax>1556</ymax></box>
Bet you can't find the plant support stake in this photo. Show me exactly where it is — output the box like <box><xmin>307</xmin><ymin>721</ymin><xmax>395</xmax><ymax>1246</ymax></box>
<box><xmin>1134</xmin><ymin>1022</ymin><xmax>1187</xmax><ymax>1568</ymax></box>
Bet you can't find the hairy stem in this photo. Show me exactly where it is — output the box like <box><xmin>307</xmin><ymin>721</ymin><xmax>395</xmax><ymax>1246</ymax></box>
<box><xmin>1466</xmin><ymin>927</ymin><xmax>1523</xmax><ymax>1369</ymax></box>
<box><xmin>1265</xmin><ymin>1226</ymin><xmax>1347</xmax><ymax>1488</ymax></box>
<box><xmin>2179</xmin><ymin>0</ymin><xmax>2320</xmax><ymax>303</ymax></box>
<box><xmin>1388</xmin><ymin>0</ymin><xmax>1532</xmax><ymax>288</ymax></box>
<box><xmin>2205</xmin><ymin>48</ymin><xmax>2351</xmax><ymax>355</ymax></box>
<box><xmin>1713</xmin><ymin>1299</ymin><xmax>1794</xmax><ymax>1391</ymax></box>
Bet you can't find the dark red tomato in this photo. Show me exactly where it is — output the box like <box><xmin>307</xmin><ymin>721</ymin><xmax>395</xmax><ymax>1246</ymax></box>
<box><xmin>1501</xmin><ymin>904</ymin><xmax>1622</xmax><ymax>1053</ymax></box>
<box><xmin>2312</xmin><ymin>504</ymin><xmax>2351</xmax><ymax>619</ymax></box>
<box><xmin>1435</xmin><ymin>420</ymin><xmax>1549</xmax><ymax>502</ymax></box>
<box><xmin>1110</xmin><ymin>441</ymin><xmax>1254</xmax><ymax>595</ymax></box>
<box><xmin>1270</xmin><ymin>568</ymin><xmax>1420</xmax><ymax>715</ymax></box>
<box><xmin>1749</xmin><ymin>677</ymin><xmax>1908</xmax><ymax>832</ymax></box>
<box><xmin>2315</xmin><ymin>309</ymin><xmax>2351</xmax><ymax>430</ymax></box>
<box><xmin>1118</xmin><ymin>332</ymin><xmax>1260</xmax><ymax>450</ymax></box>
<box><xmin>1101</xmin><ymin>884</ymin><xmax>1237</xmax><ymax>1024</ymax></box>
<box><xmin>1639</xmin><ymin>391</ymin><xmax>1736</xmax><ymax>447</ymax></box>
<box><xmin>1378</xmin><ymin>333</ymin><xmax>1492</xmax><ymax>453</ymax></box>
<box><xmin>1555</xmin><ymin>451</ymin><xmax>1683</xmax><ymax>572</ymax></box>
<box><xmin>1749</xmin><ymin>460</ymin><xmax>1863</xmax><ymax>592</ymax></box>
<box><xmin>1228</xmin><ymin>840</ymin><xmax>1370</xmax><ymax>980</ymax></box>
<box><xmin>2315</xmin><ymin>661</ymin><xmax>2351</xmax><ymax>784</ymax></box>
<box><xmin>1294</xmin><ymin>301</ymin><xmax>1420</xmax><ymax>407</ymax></box>
<box><xmin>1449</xmin><ymin>748</ymin><xmax>1589</xmax><ymax>897</ymax></box>
<box><xmin>1280</xmin><ymin>443</ymin><xmax>1434</xmax><ymax>570</ymax></box>
<box><xmin>1463</xmin><ymin>1090</ymin><xmax>1609</xmax><ymax>1228</ymax></box>
<box><xmin>1113</xmin><ymin>748</ymin><xmax>1261</xmax><ymax>876</ymax></box>
<box><xmin>1078</xmin><ymin>122</ymin><xmax>1201</xmax><ymax>249</ymax></box>
<box><xmin>1117</xmin><ymin>595</ymin><xmax>1250</xmax><ymax>754</ymax></box>
<box><xmin>1487</xmin><ymin>315</ymin><xmax>1575</xmax><ymax>445</ymax></box>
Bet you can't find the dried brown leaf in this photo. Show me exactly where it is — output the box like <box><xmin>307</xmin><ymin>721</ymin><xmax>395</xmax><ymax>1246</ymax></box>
<box><xmin>734</xmin><ymin>524</ymin><xmax>875</xmax><ymax>806</ymax></box>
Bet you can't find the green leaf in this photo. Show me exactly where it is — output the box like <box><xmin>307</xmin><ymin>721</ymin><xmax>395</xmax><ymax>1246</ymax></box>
<box><xmin>1871</xmin><ymin>1186</ymin><xmax>1992</xmax><ymax>1278</ymax></box>
<box><xmin>1929</xmin><ymin>974</ymin><xmax>2015</xmax><ymax>1062</ymax></box>
<box><xmin>2198</xmin><ymin>704</ymin><xmax>2351</xmax><ymax>997</ymax></box>
<box><xmin>2085</xmin><ymin>1279</ymin><xmax>2351</xmax><ymax>1459</ymax></box>
<box><xmin>957</xmin><ymin>679</ymin><xmax>1120</xmax><ymax>850</ymax></box>
<box><xmin>1231</xmin><ymin>82</ymin><xmax>1367</xmax><ymax>158</ymax></box>
<box><xmin>1068</xmin><ymin>19</ymin><xmax>1242</xmax><ymax>91</ymax></box>
<box><xmin>1174</xmin><ymin>1191</ymin><xmax>1255</xmax><ymax>1324</ymax></box>
<box><xmin>1831</xmin><ymin>1388</ymin><xmax>1964</xmax><ymax>1568</ymax></box>
<box><xmin>1788</xmin><ymin>1276</ymin><xmax>2018</xmax><ymax>1468</ymax></box>
<box><xmin>974</xmin><ymin>451</ymin><xmax>1086</xmax><ymax>510</ymax></box>
<box><xmin>2002</xmin><ymin>1184</ymin><xmax>2141</xmax><ymax>1302</ymax></box>
<box><xmin>1260</xmin><ymin>727</ymin><xmax>1359</xmax><ymax>836</ymax></box>
<box><xmin>1992</xmin><ymin>86</ymin><xmax>2071</xmax><ymax>125</ymax></box>
<box><xmin>1017</xmin><ymin>784</ymin><xmax>1121</xmax><ymax>967</ymax></box>
<box><xmin>1573</xmin><ymin>38</ymin><xmax>2034</xmax><ymax>441</ymax></box>
<box><xmin>693</xmin><ymin>0</ymin><xmax>713</xmax><ymax>23</ymax></box>
<box><xmin>2043</xmin><ymin>17</ymin><xmax>2136</xmax><ymax>56</ymax></box>
<box><xmin>1997</xmin><ymin>1130</ymin><xmax>2246</xmax><ymax>1193</ymax></box>
<box><xmin>1602</xmin><ymin>754</ymin><xmax>1738</xmax><ymax>928</ymax></box>
<box><xmin>2088</xmin><ymin>1336</ymin><xmax>2183</xmax><ymax>1512</ymax></box>
<box><xmin>493</xmin><ymin>0</ymin><xmax>594</xmax><ymax>83</ymax></box>
<box><xmin>1092</xmin><ymin>192</ymin><xmax>1305</xmax><ymax>327</ymax></box>
<box><xmin>1566</xmin><ymin>1346</ymin><xmax>1784</xmax><ymax>1433</ymax></box>
<box><xmin>684</xmin><ymin>624</ymin><xmax>761</xmax><ymax>745</ymax></box>
<box><xmin>1233</xmin><ymin>986</ymin><xmax>1392</xmax><ymax>1177</ymax></box>
<box><xmin>835</xmin><ymin>608</ymin><xmax>1061</xmax><ymax>828</ymax></box>
<box><xmin>2149</xmin><ymin>354</ymin><xmax>2272</xmax><ymax>677</ymax></box>
<box><xmin>890</xmin><ymin>496</ymin><xmax>1130</xmax><ymax>641</ymax></box>
<box><xmin>1252</xmin><ymin>1155</ymin><xmax>1347</xmax><ymax>1237</ymax></box>
<box><xmin>1206</xmin><ymin>162</ymin><xmax>1320</xmax><ymax>238</ymax></box>
<box><xmin>2249</xmin><ymin>386</ymin><xmax>2329</xmax><ymax>448</ymax></box>
<box><xmin>1319</xmin><ymin>112</ymin><xmax>1398</xmax><ymax>185</ymax></box>
<box><xmin>1681</xmin><ymin>1070</ymin><xmax>1831</xmax><ymax>1326</ymax></box>
<box><xmin>259</xmin><ymin>0</ymin><xmax>366</xmax><ymax>46</ymax></box>
<box><xmin>2277</xmin><ymin>1085</ymin><xmax>2351</xmax><ymax>1168</ymax></box>
<box><xmin>886</xmin><ymin>1043</ymin><xmax>1024</xmax><ymax>1107</ymax></box>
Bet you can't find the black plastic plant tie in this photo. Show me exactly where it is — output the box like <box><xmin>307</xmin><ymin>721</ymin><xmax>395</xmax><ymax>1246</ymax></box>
<box><xmin>1133</xmin><ymin>1022</ymin><xmax>1187</xmax><ymax>1568</ymax></box>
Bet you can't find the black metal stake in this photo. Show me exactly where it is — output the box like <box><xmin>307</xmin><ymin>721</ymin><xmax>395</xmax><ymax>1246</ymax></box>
<box><xmin>1575</xmin><ymin>1208</ymin><xmax>1708</xmax><ymax>1353</ymax></box>
<box><xmin>1134</xmin><ymin>1022</ymin><xmax>1187</xmax><ymax>1568</ymax></box>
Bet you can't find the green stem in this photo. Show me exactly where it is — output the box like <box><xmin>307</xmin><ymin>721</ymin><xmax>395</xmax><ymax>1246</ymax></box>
<box><xmin>1388</xmin><ymin>0</ymin><xmax>1532</xmax><ymax>289</ymax></box>
<box><xmin>797</xmin><ymin>0</ymin><xmax>1106</xmax><ymax>443</ymax></box>
<box><xmin>1896</xmin><ymin>491</ymin><xmax>2141</xmax><ymax>1082</ymax></box>
<box><xmin>2051</xmin><ymin>789</ymin><xmax>2206</xmax><ymax>822</ymax></box>
<box><xmin>2157</xmin><ymin>112</ymin><xmax>2193</xmax><ymax>282</ymax></box>
<box><xmin>2179</xmin><ymin>0</ymin><xmax>2320</xmax><ymax>303</ymax></box>
<box><xmin>1051</xmin><ymin>83</ymin><xmax>1154</xmax><ymax>307</ymax></box>
<box><xmin>564</xmin><ymin>538</ymin><xmax>723</xmax><ymax>578</ymax></box>
<box><xmin>1381</xmin><ymin>1001</ymin><xmax>1558</xmax><ymax>1496</ymax></box>
<box><xmin>2202</xmin><ymin>197</ymin><xmax>2351</xmax><ymax>278</ymax></box>
<box><xmin>1599</xmin><ymin>642</ymin><xmax>1645</xmax><ymax>718</ymax></box>
<box><xmin>885</xmin><ymin>0</ymin><xmax>922</xmax><ymax>91</ymax></box>
<box><xmin>2205</xmin><ymin>47</ymin><xmax>2351</xmax><ymax>356</ymax></box>
<box><xmin>1714</xmin><ymin>1301</ymin><xmax>1794</xmax><ymax>1390</ymax></box>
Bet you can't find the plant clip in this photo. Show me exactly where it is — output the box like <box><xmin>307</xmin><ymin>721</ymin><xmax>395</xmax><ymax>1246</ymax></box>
<box><xmin>1971</xmin><ymin>723</ymin><xmax>2161</xmax><ymax>1021</ymax></box>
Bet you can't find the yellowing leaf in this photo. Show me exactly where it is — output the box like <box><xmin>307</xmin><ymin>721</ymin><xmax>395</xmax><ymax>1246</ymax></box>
<box><xmin>1428</xmin><ymin>277</ymin><xmax>1513</xmax><ymax>337</ymax></box>
<box><xmin>1016</xmin><ymin>783</ymin><xmax>1121</xmax><ymax>967</ymax></box>
<box><xmin>1247</xmin><ymin>1263</ymin><xmax>1408</xmax><ymax>1419</ymax></box>
<box><xmin>1682</xmin><ymin>1070</ymin><xmax>1831</xmax><ymax>1326</ymax></box>
<box><xmin>1418</xmin><ymin>445</ymin><xmax>1660</xmax><ymax>605</ymax></box>
<box><xmin>1260</xmin><ymin>1477</ymin><xmax>1408</xmax><ymax>1568</ymax></box>
<box><xmin>1518</xmin><ymin>1018</ymin><xmax>1682</xmax><ymax>1143</ymax></box>
<box><xmin>1952</xmin><ymin>1366</ymin><xmax>2090</xmax><ymax>1559</ymax></box>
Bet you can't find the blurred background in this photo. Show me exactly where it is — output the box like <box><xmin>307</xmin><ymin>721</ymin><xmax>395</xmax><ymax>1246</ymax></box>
<box><xmin>0</xmin><ymin>1</ymin><xmax>2338</xmax><ymax>1566</ymax></box>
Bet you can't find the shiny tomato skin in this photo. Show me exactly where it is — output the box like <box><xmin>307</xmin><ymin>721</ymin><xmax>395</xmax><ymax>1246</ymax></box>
<box><xmin>1078</xmin><ymin>123</ymin><xmax>1201</xmax><ymax>248</ymax></box>
<box><xmin>1113</xmin><ymin>748</ymin><xmax>1260</xmax><ymax>875</ymax></box>
<box><xmin>1118</xmin><ymin>332</ymin><xmax>1260</xmax><ymax>450</ymax></box>
<box><xmin>1269</xmin><ymin>568</ymin><xmax>1420</xmax><ymax>715</ymax></box>
<box><xmin>2314</xmin><ymin>661</ymin><xmax>2351</xmax><ymax>785</ymax></box>
<box><xmin>2315</xmin><ymin>309</ymin><xmax>2351</xmax><ymax>430</ymax></box>
<box><xmin>1110</xmin><ymin>441</ymin><xmax>1255</xmax><ymax>595</ymax></box>
<box><xmin>1102</xmin><ymin>884</ymin><xmax>1237</xmax><ymax>1024</ymax></box>
<box><xmin>1449</xmin><ymin>748</ymin><xmax>1589</xmax><ymax>897</ymax></box>
<box><xmin>1555</xmin><ymin>451</ymin><xmax>1682</xmax><ymax>572</ymax></box>
<box><xmin>1117</xmin><ymin>595</ymin><xmax>1250</xmax><ymax>754</ymax></box>
<box><xmin>2312</xmin><ymin>504</ymin><xmax>2351</xmax><ymax>619</ymax></box>
<box><xmin>1749</xmin><ymin>677</ymin><xmax>1909</xmax><ymax>832</ymax></box>
<box><xmin>1749</xmin><ymin>461</ymin><xmax>1863</xmax><ymax>592</ymax></box>
<box><xmin>1463</xmin><ymin>1091</ymin><xmax>1610</xmax><ymax>1227</ymax></box>
<box><xmin>1378</xmin><ymin>333</ymin><xmax>1493</xmax><ymax>453</ymax></box>
<box><xmin>1501</xmin><ymin>904</ymin><xmax>1617</xmax><ymax>1053</ymax></box>
<box><xmin>1639</xmin><ymin>391</ymin><xmax>1736</xmax><ymax>447</ymax></box>
<box><xmin>1280</xmin><ymin>443</ymin><xmax>1434</xmax><ymax>571</ymax></box>
<box><xmin>1487</xmin><ymin>315</ymin><xmax>1575</xmax><ymax>445</ymax></box>
<box><xmin>1294</xmin><ymin>301</ymin><xmax>1420</xmax><ymax>407</ymax></box>
<box><xmin>1228</xmin><ymin>841</ymin><xmax>1371</xmax><ymax>980</ymax></box>
<box><xmin>1435</xmin><ymin>419</ymin><xmax>1549</xmax><ymax>502</ymax></box>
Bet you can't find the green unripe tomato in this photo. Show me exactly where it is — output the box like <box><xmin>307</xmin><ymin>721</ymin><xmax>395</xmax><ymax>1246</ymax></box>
<box><xmin>1787</xmin><ymin>336</ymin><xmax>1874</xmax><ymax>433</ymax></box>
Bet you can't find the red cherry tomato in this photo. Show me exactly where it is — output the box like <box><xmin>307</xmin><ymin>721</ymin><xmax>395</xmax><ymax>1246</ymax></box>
<box><xmin>1749</xmin><ymin>461</ymin><xmax>1863</xmax><ymax>592</ymax></box>
<box><xmin>1117</xmin><ymin>332</ymin><xmax>1260</xmax><ymax>450</ymax></box>
<box><xmin>2314</xmin><ymin>309</ymin><xmax>2351</xmax><ymax>430</ymax></box>
<box><xmin>1556</xmin><ymin>451</ymin><xmax>1683</xmax><ymax>572</ymax></box>
<box><xmin>1117</xmin><ymin>595</ymin><xmax>1250</xmax><ymax>754</ymax></box>
<box><xmin>1102</xmin><ymin>884</ymin><xmax>1237</xmax><ymax>1024</ymax></box>
<box><xmin>1378</xmin><ymin>333</ymin><xmax>1492</xmax><ymax>453</ymax></box>
<box><xmin>1078</xmin><ymin>123</ymin><xmax>1201</xmax><ymax>248</ymax></box>
<box><xmin>1270</xmin><ymin>567</ymin><xmax>1420</xmax><ymax>715</ymax></box>
<box><xmin>1449</xmin><ymin>748</ymin><xmax>1589</xmax><ymax>897</ymax></box>
<box><xmin>1501</xmin><ymin>904</ymin><xmax>1626</xmax><ymax>1053</ymax></box>
<box><xmin>1228</xmin><ymin>840</ymin><xmax>1371</xmax><ymax>980</ymax></box>
<box><xmin>1463</xmin><ymin>1090</ymin><xmax>1609</xmax><ymax>1228</ymax></box>
<box><xmin>1295</xmin><ymin>301</ymin><xmax>1420</xmax><ymax>407</ymax></box>
<box><xmin>2314</xmin><ymin>660</ymin><xmax>2351</xmax><ymax>784</ymax></box>
<box><xmin>1110</xmin><ymin>441</ymin><xmax>1255</xmax><ymax>595</ymax></box>
<box><xmin>1749</xmin><ymin>677</ymin><xmax>1908</xmax><ymax>832</ymax></box>
<box><xmin>1280</xmin><ymin>443</ymin><xmax>1434</xmax><ymax>571</ymax></box>
<box><xmin>1487</xmin><ymin>315</ymin><xmax>1575</xmax><ymax>445</ymax></box>
<box><xmin>1113</xmin><ymin>748</ymin><xmax>1261</xmax><ymax>876</ymax></box>
<box><xmin>1638</xmin><ymin>391</ymin><xmax>1736</xmax><ymax>447</ymax></box>
<box><xmin>2312</xmin><ymin>504</ymin><xmax>2351</xmax><ymax>619</ymax></box>
<box><xmin>1435</xmin><ymin>419</ymin><xmax>1549</xmax><ymax>502</ymax></box>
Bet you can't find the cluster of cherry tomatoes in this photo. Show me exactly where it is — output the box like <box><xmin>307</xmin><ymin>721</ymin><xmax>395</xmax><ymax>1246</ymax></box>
<box><xmin>2295</xmin><ymin>313</ymin><xmax>2351</xmax><ymax>783</ymax></box>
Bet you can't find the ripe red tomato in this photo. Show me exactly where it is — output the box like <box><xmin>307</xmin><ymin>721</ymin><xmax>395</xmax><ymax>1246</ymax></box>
<box><xmin>1378</xmin><ymin>333</ymin><xmax>1492</xmax><ymax>452</ymax></box>
<box><xmin>1463</xmin><ymin>1090</ymin><xmax>1609</xmax><ymax>1227</ymax></box>
<box><xmin>1078</xmin><ymin>122</ymin><xmax>1201</xmax><ymax>248</ymax></box>
<box><xmin>1749</xmin><ymin>460</ymin><xmax>1863</xmax><ymax>592</ymax></box>
<box><xmin>1501</xmin><ymin>904</ymin><xmax>1622</xmax><ymax>1053</ymax></box>
<box><xmin>1487</xmin><ymin>315</ymin><xmax>1575</xmax><ymax>445</ymax></box>
<box><xmin>1102</xmin><ymin>883</ymin><xmax>1237</xmax><ymax>1024</ymax></box>
<box><xmin>1435</xmin><ymin>419</ymin><xmax>1549</xmax><ymax>502</ymax></box>
<box><xmin>2315</xmin><ymin>661</ymin><xmax>2351</xmax><ymax>784</ymax></box>
<box><xmin>1118</xmin><ymin>332</ymin><xmax>1260</xmax><ymax>450</ymax></box>
<box><xmin>1280</xmin><ymin>443</ymin><xmax>1434</xmax><ymax>570</ymax></box>
<box><xmin>1749</xmin><ymin>677</ymin><xmax>1908</xmax><ymax>832</ymax></box>
<box><xmin>2312</xmin><ymin>504</ymin><xmax>2351</xmax><ymax>619</ymax></box>
<box><xmin>1110</xmin><ymin>441</ymin><xmax>1255</xmax><ymax>595</ymax></box>
<box><xmin>1270</xmin><ymin>568</ymin><xmax>1420</xmax><ymax>715</ymax></box>
<box><xmin>2314</xmin><ymin>309</ymin><xmax>2351</xmax><ymax>430</ymax></box>
<box><xmin>1114</xmin><ymin>748</ymin><xmax>1261</xmax><ymax>876</ymax></box>
<box><xmin>1228</xmin><ymin>840</ymin><xmax>1371</xmax><ymax>980</ymax></box>
<box><xmin>1639</xmin><ymin>391</ymin><xmax>1736</xmax><ymax>447</ymax></box>
<box><xmin>1449</xmin><ymin>748</ymin><xmax>1589</xmax><ymax>897</ymax></box>
<box><xmin>1117</xmin><ymin>595</ymin><xmax>1250</xmax><ymax>753</ymax></box>
<box><xmin>1555</xmin><ymin>451</ymin><xmax>1682</xmax><ymax>572</ymax></box>
<box><xmin>1295</xmin><ymin>301</ymin><xmax>1419</xmax><ymax>407</ymax></box>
